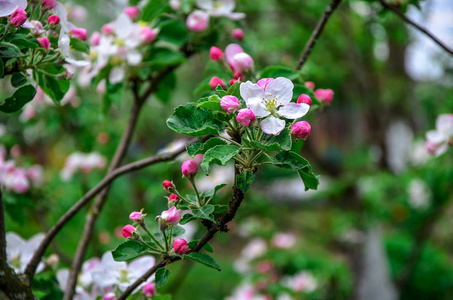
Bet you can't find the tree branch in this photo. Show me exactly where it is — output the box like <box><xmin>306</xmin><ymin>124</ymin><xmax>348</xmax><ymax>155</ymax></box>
<box><xmin>24</xmin><ymin>137</ymin><xmax>195</xmax><ymax>280</ymax></box>
<box><xmin>295</xmin><ymin>0</ymin><xmax>343</xmax><ymax>71</ymax></box>
<box><xmin>118</xmin><ymin>164</ymin><xmax>245</xmax><ymax>299</ymax></box>
<box><xmin>377</xmin><ymin>0</ymin><xmax>453</xmax><ymax>56</ymax></box>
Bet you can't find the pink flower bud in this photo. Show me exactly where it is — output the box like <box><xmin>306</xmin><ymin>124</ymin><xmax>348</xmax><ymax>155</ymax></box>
<box><xmin>103</xmin><ymin>292</ymin><xmax>116</xmax><ymax>300</ymax></box>
<box><xmin>30</xmin><ymin>21</ymin><xmax>43</xmax><ymax>36</ymax></box>
<box><xmin>297</xmin><ymin>94</ymin><xmax>312</xmax><ymax>106</ymax></box>
<box><xmin>230</xmin><ymin>53</ymin><xmax>253</xmax><ymax>74</ymax></box>
<box><xmin>160</xmin><ymin>206</ymin><xmax>182</xmax><ymax>225</ymax></box>
<box><xmin>181</xmin><ymin>159</ymin><xmax>199</xmax><ymax>178</ymax></box>
<box><xmin>163</xmin><ymin>180</ymin><xmax>174</xmax><ymax>191</ymax></box>
<box><xmin>122</xmin><ymin>225</ymin><xmax>136</xmax><ymax>238</ymax></box>
<box><xmin>234</xmin><ymin>72</ymin><xmax>243</xmax><ymax>80</ymax></box>
<box><xmin>257</xmin><ymin>78</ymin><xmax>274</xmax><ymax>91</ymax></box>
<box><xmin>209</xmin><ymin>76</ymin><xmax>225</xmax><ymax>90</ymax></box>
<box><xmin>41</xmin><ymin>0</ymin><xmax>57</xmax><ymax>10</ymax></box>
<box><xmin>232</xmin><ymin>28</ymin><xmax>245</xmax><ymax>41</ymax></box>
<box><xmin>168</xmin><ymin>193</ymin><xmax>180</xmax><ymax>207</ymax></box>
<box><xmin>230</xmin><ymin>79</ymin><xmax>237</xmax><ymax>85</ymax></box>
<box><xmin>10</xmin><ymin>9</ymin><xmax>27</xmax><ymax>27</ymax></box>
<box><xmin>221</xmin><ymin>95</ymin><xmax>240</xmax><ymax>114</ymax></box>
<box><xmin>143</xmin><ymin>282</ymin><xmax>156</xmax><ymax>297</ymax></box>
<box><xmin>173</xmin><ymin>238</ymin><xmax>189</xmax><ymax>254</ymax></box>
<box><xmin>236</xmin><ymin>108</ymin><xmax>256</xmax><ymax>127</ymax></box>
<box><xmin>129</xmin><ymin>211</ymin><xmax>145</xmax><ymax>223</ymax></box>
<box><xmin>101</xmin><ymin>24</ymin><xmax>113</xmax><ymax>35</ymax></box>
<box><xmin>186</xmin><ymin>10</ymin><xmax>209</xmax><ymax>32</ymax></box>
<box><xmin>140</xmin><ymin>27</ymin><xmax>158</xmax><ymax>44</ymax></box>
<box><xmin>38</xmin><ymin>37</ymin><xmax>50</xmax><ymax>50</ymax></box>
<box><xmin>70</xmin><ymin>28</ymin><xmax>88</xmax><ymax>41</ymax></box>
<box><xmin>124</xmin><ymin>6</ymin><xmax>140</xmax><ymax>20</ymax></box>
<box><xmin>314</xmin><ymin>88</ymin><xmax>334</xmax><ymax>104</ymax></box>
<box><xmin>90</xmin><ymin>31</ymin><xmax>101</xmax><ymax>46</ymax></box>
<box><xmin>48</xmin><ymin>15</ymin><xmax>60</xmax><ymax>27</ymax></box>
<box><xmin>305</xmin><ymin>81</ymin><xmax>315</xmax><ymax>90</ymax></box>
<box><xmin>210</xmin><ymin>46</ymin><xmax>224</xmax><ymax>61</ymax></box>
<box><xmin>291</xmin><ymin>121</ymin><xmax>311</xmax><ymax>139</ymax></box>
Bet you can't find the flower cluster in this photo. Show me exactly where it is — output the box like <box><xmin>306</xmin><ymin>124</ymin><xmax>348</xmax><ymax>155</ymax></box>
<box><xmin>0</xmin><ymin>146</ymin><xmax>42</xmax><ymax>193</ymax></box>
<box><xmin>56</xmin><ymin>252</ymin><xmax>155</xmax><ymax>299</ymax></box>
<box><xmin>426</xmin><ymin>114</ymin><xmax>453</xmax><ymax>156</ymax></box>
<box><xmin>186</xmin><ymin>0</ymin><xmax>245</xmax><ymax>32</ymax></box>
<box><xmin>83</xmin><ymin>8</ymin><xmax>159</xmax><ymax>85</ymax></box>
<box><xmin>60</xmin><ymin>151</ymin><xmax>106</xmax><ymax>181</ymax></box>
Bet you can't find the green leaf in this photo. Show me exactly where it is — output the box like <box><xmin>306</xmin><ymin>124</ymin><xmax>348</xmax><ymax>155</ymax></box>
<box><xmin>192</xmin><ymin>204</ymin><xmax>215</xmax><ymax>222</ymax></box>
<box><xmin>202</xmin><ymin>183</ymin><xmax>227</xmax><ymax>199</ymax></box>
<box><xmin>226</xmin><ymin>81</ymin><xmax>241</xmax><ymax>98</ymax></box>
<box><xmin>197</xmin><ymin>94</ymin><xmax>224</xmax><ymax>112</ymax></box>
<box><xmin>10</xmin><ymin>38</ymin><xmax>39</xmax><ymax>49</ymax></box>
<box><xmin>183</xmin><ymin>252</ymin><xmax>221</xmax><ymax>271</ymax></box>
<box><xmin>0</xmin><ymin>42</ymin><xmax>23</xmax><ymax>58</ymax></box>
<box><xmin>201</xmin><ymin>145</ymin><xmax>240</xmax><ymax>173</ymax></box>
<box><xmin>11</xmin><ymin>72</ymin><xmax>27</xmax><ymax>88</ymax></box>
<box><xmin>260</xmin><ymin>66</ymin><xmax>300</xmax><ymax>81</ymax></box>
<box><xmin>186</xmin><ymin>137</ymin><xmax>227</xmax><ymax>157</ymax></box>
<box><xmin>112</xmin><ymin>240</ymin><xmax>149</xmax><ymax>261</ymax></box>
<box><xmin>212</xmin><ymin>204</ymin><xmax>229</xmax><ymax>214</ymax></box>
<box><xmin>188</xmin><ymin>240</ymin><xmax>214</xmax><ymax>252</ymax></box>
<box><xmin>274</xmin><ymin>151</ymin><xmax>319</xmax><ymax>191</ymax></box>
<box><xmin>147</xmin><ymin>48</ymin><xmax>186</xmax><ymax>68</ymax></box>
<box><xmin>155</xmin><ymin>268</ymin><xmax>171</xmax><ymax>288</ymax></box>
<box><xmin>0</xmin><ymin>59</ymin><xmax>4</xmax><ymax>78</ymax></box>
<box><xmin>141</xmin><ymin>0</ymin><xmax>167</xmax><ymax>21</ymax></box>
<box><xmin>248</xmin><ymin>128</ymin><xmax>292</xmax><ymax>151</ymax></box>
<box><xmin>167</xmin><ymin>103</ymin><xmax>222</xmax><ymax>136</ymax></box>
<box><xmin>236</xmin><ymin>170</ymin><xmax>255</xmax><ymax>193</ymax></box>
<box><xmin>70</xmin><ymin>37</ymin><xmax>90</xmax><ymax>54</ymax></box>
<box><xmin>179</xmin><ymin>213</ymin><xmax>197</xmax><ymax>225</ymax></box>
<box><xmin>158</xmin><ymin>20</ymin><xmax>191</xmax><ymax>47</ymax></box>
<box><xmin>36</xmin><ymin>72</ymin><xmax>70</xmax><ymax>104</ymax></box>
<box><xmin>170</xmin><ymin>225</ymin><xmax>185</xmax><ymax>237</ymax></box>
<box><xmin>0</xmin><ymin>85</ymin><xmax>36</xmax><ymax>113</ymax></box>
<box><xmin>153</xmin><ymin>295</ymin><xmax>172</xmax><ymax>300</ymax></box>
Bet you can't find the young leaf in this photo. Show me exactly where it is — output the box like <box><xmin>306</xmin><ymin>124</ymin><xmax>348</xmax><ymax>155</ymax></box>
<box><xmin>197</xmin><ymin>94</ymin><xmax>224</xmax><ymax>112</ymax></box>
<box><xmin>179</xmin><ymin>213</ymin><xmax>197</xmax><ymax>225</ymax></box>
<box><xmin>0</xmin><ymin>85</ymin><xmax>36</xmax><ymax>113</ymax></box>
<box><xmin>202</xmin><ymin>183</ymin><xmax>227</xmax><ymax>199</ymax></box>
<box><xmin>183</xmin><ymin>252</ymin><xmax>221</xmax><ymax>271</ymax></box>
<box><xmin>236</xmin><ymin>170</ymin><xmax>255</xmax><ymax>193</ymax></box>
<box><xmin>226</xmin><ymin>81</ymin><xmax>241</xmax><ymax>98</ymax></box>
<box><xmin>192</xmin><ymin>204</ymin><xmax>215</xmax><ymax>223</ymax></box>
<box><xmin>201</xmin><ymin>145</ymin><xmax>240</xmax><ymax>173</ymax></box>
<box><xmin>274</xmin><ymin>151</ymin><xmax>320</xmax><ymax>191</ymax></box>
<box><xmin>111</xmin><ymin>240</ymin><xmax>149</xmax><ymax>261</ymax></box>
<box><xmin>70</xmin><ymin>37</ymin><xmax>90</xmax><ymax>54</ymax></box>
<box><xmin>167</xmin><ymin>103</ymin><xmax>222</xmax><ymax>136</ymax></box>
<box><xmin>155</xmin><ymin>268</ymin><xmax>171</xmax><ymax>288</ymax></box>
<box><xmin>186</xmin><ymin>137</ymin><xmax>227</xmax><ymax>157</ymax></box>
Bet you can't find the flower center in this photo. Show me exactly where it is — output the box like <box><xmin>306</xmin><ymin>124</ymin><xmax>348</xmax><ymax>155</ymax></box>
<box><xmin>263</xmin><ymin>95</ymin><xmax>279</xmax><ymax>115</ymax></box>
<box><xmin>10</xmin><ymin>256</ymin><xmax>21</xmax><ymax>270</ymax></box>
<box><xmin>117</xmin><ymin>269</ymin><xmax>130</xmax><ymax>283</ymax></box>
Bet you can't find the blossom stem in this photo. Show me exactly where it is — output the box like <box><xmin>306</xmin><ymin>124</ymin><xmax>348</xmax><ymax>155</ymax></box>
<box><xmin>138</xmin><ymin>237</ymin><xmax>163</xmax><ymax>254</ymax></box>
<box><xmin>189</xmin><ymin>179</ymin><xmax>202</xmax><ymax>207</ymax></box>
<box><xmin>162</xmin><ymin>230</ymin><xmax>169</xmax><ymax>252</ymax></box>
<box><xmin>216</xmin><ymin>134</ymin><xmax>241</xmax><ymax>147</ymax></box>
<box><xmin>141</xmin><ymin>225</ymin><xmax>165</xmax><ymax>250</ymax></box>
<box><xmin>249</xmin><ymin>151</ymin><xmax>263</xmax><ymax>167</ymax></box>
<box><xmin>173</xmin><ymin>189</ymin><xmax>191</xmax><ymax>206</ymax></box>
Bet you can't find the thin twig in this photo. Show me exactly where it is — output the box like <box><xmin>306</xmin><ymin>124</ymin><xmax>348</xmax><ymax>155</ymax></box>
<box><xmin>295</xmin><ymin>0</ymin><xmax>343</xmax><ymax>71</ymax></box>
<box><xmin>24</xmin><ymin>137</ymin><xmax>195</xmax><ymax>280</ymax></box>
<box><xmin>118</xmin><ymin>164</ymin><xmax>245</xmax><ymax>299</ymax></box>
<box><xmin>377</xmin><ymin>0</ymin><xmax>453</xmax><ymax>56</ymax></box>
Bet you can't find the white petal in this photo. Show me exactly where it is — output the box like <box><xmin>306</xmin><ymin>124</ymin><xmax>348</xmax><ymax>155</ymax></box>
<box><xmin>434</xmin><ymin>143</ymin><xmax>448</xmax><ymax>157</ymax></box>
<box><xmin>265</xmin><ymin>77</ymin><xmax>294</xmax><ymax>106</ymax></box>
<box><xmin>126</xmin><ymin>50</ymin><xmax>142</xmax><ymax>66</ymax></box>
<box><xmin>0</xmin><ymin>2</ymin><xmax>18</xmax><ymax>17</ymax></box>
<box><xmin>6</xmin><ymin>232</ymin><xmax>25</xmax><ymax>259</ymax></box>
<box><xmin>436</xmin><ymin>114</ymin><xmax>453</xmax><ymax>132</ymax></box>
<box><xmin>240</xmin><ymin>81</ymin><xmax>264</xmax><ymax>101</ymax></box>
<box><xmin>260</xmin><ymin>116</ymin><xmax>286</xmax><ymax>136</ymax></box>
<box><xmin>278</xmin><ymin>103</ymin><xmax>309</xmax><ymax>119</ymax></box>
<box><xmin>15</xmin><ymin>0</ymin><xmax>27</xmax><ymax>9</ymax></box>
<box><xmin>225</xmin><ymin>12</ymin><xmax>246</xmax><ymax>20</ymax></box>
<box><xmin>225</xmin><ymin>43</ymin><xmax>244</xmax><ymax>66</ymax></box>
<box><xmin>247</xmin><ymin>97</ymin><xmax>270</xmax><ymax>118</ymax></box>
<box><xmin>426</xmin><ymin>130</ymin><xmax>445</xmax><ymax>144</ymax></box>
<box><xmin>196</xmin><ymin>0</ymin><xmax>214</xmax><ymax>10</ymax></box>
<box><xmin>128</xmin><ymin>256</ymin><xmax>155</xmax><ymax>278</ymax></box>
<box><xmin>56</xmin><ymin>269</ymin><xmax>69</xmax><ymax>291</ymax></box>
<box><xmin>21</xmin><ymin>20</ymin><xmax>34</xmax><ymax>29</ymax></box>
<box><xmin>109</xmin><ymin>67</ymin><xmax>125</xmax><ymax>84</ymax></box>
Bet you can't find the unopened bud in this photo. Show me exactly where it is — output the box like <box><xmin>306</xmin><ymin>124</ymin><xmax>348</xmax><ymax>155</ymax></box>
<box><xmin>162</xmin><ymin>180</ymin><xmax>174</xmax><ymax>191</ymax></box>
<box><xmin>181</xmin><ymin>159</ymin><xmax>199</xmax><ymax>178</ymax></box>
<box><xmin>209</xmin><ymin>76</ymin><xmax>225</xmax><ymax>90</ymax></box>
<box><xmin>232</xmin><ymin>28</ymin><xmax>245</xmax><ymax>41</ymax></box>
<box><xmin>210</xmin><ymin>46</ymin><xmax>224</xmax><ymax>61</ymax></box>
<box><xmin>122</xmin><ymin>224</ymin><xmax>136</xmax><ymax>238</ymax></box>
<box><xmin>297</xmin><ymin>94</ymin><xmax>312</xmax><ymax>106</ymax></box>
<box><xmin>173</xmin><ymin>238</ymin><xmax>189</xmax><ymax>254</ymax></box>
<box><xmin>291</xmin><ymin>121</ymin><xmax>311</xmax><ymax>139</ymax></box>
<box><xmin>143</xmin><ymin>282</ymin><xmax>156</xmax><ymax>297</ymax></box>
<box><xmin>236</xmin><ymin>108</ymin><xmax>256</xmax><ymax>127</ymax></box>
<box><xmin>220</xmin><ymin>95</ymin><xmax>240</xmax><ymax>114</ymax></box>
<box><xmin>10</xmin><ymin>9</ymin><xmax>27</xmax><ymax>27</ymax></box>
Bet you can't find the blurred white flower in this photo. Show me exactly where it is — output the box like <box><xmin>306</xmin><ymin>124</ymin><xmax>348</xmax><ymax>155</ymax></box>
<box><xmin>60</xmin><ymin>151</ymin><xmax>106</xmax><ymax>181</ymax></box>
<box><xmin>196</xmin><ymin>0</ymin><xmax>245</xmax><ymax>20</ymax></box>
<box><xmin>6</xmin><ymin>232</ymin><xmax>45</xmax><ymax>274</ymax></box>
<box><xmin>426</xmin><ymin>114</ymin><xmax>453</xmax><ymax>157</ymax></box>
<box><xmin>271</xmin><ymin>232</ymin><xmax>296</xmax><ymax>249</ymax></box>
<box><xmin>408</xmin><ymin>179</ymin><xmax>431</xmax><ymax>210</ymax></box>
<box><xmin>282</xmin><ymin>271</ymin><xmax>317</xmax><ymax>293</ymax></box>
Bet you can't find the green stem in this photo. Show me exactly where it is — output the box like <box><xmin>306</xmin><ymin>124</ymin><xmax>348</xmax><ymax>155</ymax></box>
<box><xmin>215</xmin><ymin>134</ymin><xmax>242</xmax><ymax>147</ymax></box>
<box><xmin>138</xmin><ymin>238</ymin><xmax>163</xmax><ymax>254</ymax></box>
<box><xmin>173</xmin><ymin>189</ymin><xmax>191</xmax><ymax>205</ymax></box>
<box><xmin>141</xmin><ymin>225</ymin><xmax>165</xmax><ymax>250</ymax></box>
<box><xmin>249</xmin><ymin>151</ymin><xmax>263</xmax><ymax>167</ymax></box>
<box><xmin>189</xmin><ymin>179</ymin><xmax>202</xmax><ymax>207</ymax></box>
<box><xmin>162</xmin><ymin>230</ymin><xmax>169</xmax><ymax>252</ymax></box>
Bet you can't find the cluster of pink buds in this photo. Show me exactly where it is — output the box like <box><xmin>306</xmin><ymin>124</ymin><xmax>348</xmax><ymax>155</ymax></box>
<box><xmin>305</xmin><ymin>82</ymin><xmax>334</xmax><ymax>104</ymax></box>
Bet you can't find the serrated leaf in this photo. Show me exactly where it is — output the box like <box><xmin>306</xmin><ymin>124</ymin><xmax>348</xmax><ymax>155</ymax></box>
<box><xmin>11</xmin><ymin>72</ymin><xmax>27</xmax><ymax>87</ymax></box>
<box><xmin>70</xmin><ymin>37</ymin><xmax>90</xmax><ymax>54</ymax></box>
<box><xmin>188</xmin><ymin>240</ymin><xmax>214</xmax><ymax>252</ymax></box>
<box><xmin>0</xmin><ymin>85</ymin><xmax>36</xmax><ymax>113</ymax></box>
<box><xmin>197</xmin><ymin>94</ymin><xmax>224</xmax><ymax>112</ymax></box>
<box><xmin>202</xmin><ymin>183</ymin><xmax>227</xmax><ymax>199</ymax></box>
<box><xmin>112</xmin><ymin>240</ymin><xmax>149</xmax><ymax>261</ymax></box>
<box><xmin>167</xmin><ymin>103</ymin><xmax>222</xmax><ymax>136</ymax></box>
<box><xmin>186</xmin><ymin>137</ymin><xmax>227</xmax><ymax>157</ymax></box>
<box><xmin>236</xmin><ymin>170</ymin><xmax>255</xmax><ymax>193</ymax></box>
<box><xmin>226</xmin><ymin>81</ymin><xmax>240</xmax><ymax>98</ymax></box>
<box><xmin>155</xmin><ymin>268</ymin><xmax>171</xmax><ymax>288</ymax></box>
<box><xmin>0</xmin><ymin>42</ymin><xmax>23</xmax><ymax>58</ymax></box>
<box><xmin>192</xmin><ymin>204</ymin><xmax>215</xmax><ymax>222</ymax></box>
<box><xmin>274</xmin><ymin>151</ymin><xmax>319</xmax><ymax>191</ymax></box>
<box><xmin>179</xmin><ymin>213</ymin><xmax>197</xmax><ymax>225</ymax></box>
<box><xmin>248</xmin><ymin>128</ymin><xmax>292</xmax><ymax>151</ymax></box>
<box><xmin>183</xmin><ymin>252</ymin><xmax>221</xmax><ymax>271</ymax></box>
<box><xmin>260</xmin><ymin>66</ymin><xmax>300</xmax><ymax>81</ymax></box>
<box><xmin>201</xmin><ymin>145</ymin><xmax>240</xmax><ymax>173</ymax></box>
